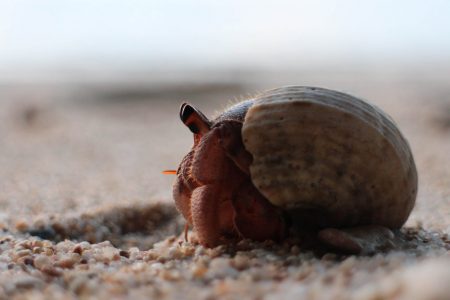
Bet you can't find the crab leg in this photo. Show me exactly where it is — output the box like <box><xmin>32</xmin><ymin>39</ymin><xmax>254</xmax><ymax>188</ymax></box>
<box><xmin>189</xmin><ymin>186</ymin><xmax>221</xmax><ymax>247</ymax></box>
<box><xmin>318</xmin><ymin>225</ymin><xmax>396</xmax><ymax>254</ymax></box>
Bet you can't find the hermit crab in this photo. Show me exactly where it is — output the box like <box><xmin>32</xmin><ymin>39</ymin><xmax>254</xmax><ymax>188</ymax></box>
<box><xmin>170</xmin><ymin>86</ymin><xmax>417</xmax><ymax>254</ymax></box>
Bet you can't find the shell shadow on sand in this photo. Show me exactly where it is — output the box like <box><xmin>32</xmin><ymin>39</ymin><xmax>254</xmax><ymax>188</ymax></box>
<box><xmin>16</xmin><ymin>202</ymin><xmax>448</xmax><ymax>259</ymax></box>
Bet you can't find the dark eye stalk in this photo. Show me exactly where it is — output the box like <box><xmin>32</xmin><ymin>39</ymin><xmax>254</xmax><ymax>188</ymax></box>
<box><xmin>179</xmin><ymin>103</ymin><xmax>211</xmax><ymax>135</ymax></box>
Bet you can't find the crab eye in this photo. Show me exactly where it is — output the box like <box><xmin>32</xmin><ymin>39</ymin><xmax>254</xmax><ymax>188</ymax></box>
<box><xmin>180</xmin><ymin>103</ymin><xmax>195</xmax><ymax>123</ymax></box>
<box><xmin>179</xmin><ymin>103</ymin><xmax>211</xmax><ymax>135</ymax></box>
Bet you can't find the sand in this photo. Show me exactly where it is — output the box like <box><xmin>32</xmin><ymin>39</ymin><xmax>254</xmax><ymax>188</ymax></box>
<box><xmin>0</xmin><ymin>69</ymin><xmax>448</xmax><ymax>299</ymax></box>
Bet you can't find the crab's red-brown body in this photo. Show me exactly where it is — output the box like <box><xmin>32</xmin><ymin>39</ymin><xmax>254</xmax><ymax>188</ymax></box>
<box><xmin>173</xmin><ymin>101</ymin><xmax>285</xmax><ymax>247</ymax></box>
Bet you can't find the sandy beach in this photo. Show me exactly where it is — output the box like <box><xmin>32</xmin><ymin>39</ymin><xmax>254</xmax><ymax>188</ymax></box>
<box><xmin>0</xmin><ymin>69</ymin><xmax>449</xmax><ymax>299</ymax></box>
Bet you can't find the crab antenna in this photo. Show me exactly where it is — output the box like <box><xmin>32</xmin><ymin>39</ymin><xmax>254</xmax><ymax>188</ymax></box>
<box><xmin>162</xmin><ymin>170</ymin><xmax>177</xmax><ymax>175</ymax></box>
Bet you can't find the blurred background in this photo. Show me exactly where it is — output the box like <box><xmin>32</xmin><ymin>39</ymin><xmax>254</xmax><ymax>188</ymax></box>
<box><xmin>0</xmin><ymin>1</ymin><xmax>449</xmax><ymax>231</ymax></box>
<box><xmin>2</xmin><ymin>0</ymin><xmax>450</xmax><ymax>77</ymax></box>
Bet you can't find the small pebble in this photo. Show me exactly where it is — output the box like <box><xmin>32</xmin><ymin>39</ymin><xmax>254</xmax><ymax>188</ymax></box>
<box><xmin>16</xmin><ymin>249</ymin><xmax>32</xmax><ymax>258</ymax></box>
<box><xmin>56</xmin><ymin>253</ymin><xmax>80</xmax><ymax>269</ymax></box>
<box><xmin>15</xmin><ymin>221</ymin><xmax>29</xmax><ymax>232</ymax></box>
<box><xmin>191</xmin><ymin>262</ymin><xmax>208</xmax><ymax>279</ymax></box>
<box><xmin>290</xmin><ymin>245</ymin><xmax>300</xmax><ymax>255</ymax></box>
<box><xmin>13</xmin><ymin>275</ymin><xmax>44</xmax><ymax>289</ymax></box>
<box><xmin>119</xmin><ymin>250</ymin><xmax>130</xmax><ymax>258</ymax></box>
<box><xmin>322</xmin><ymin>253</ymin><xmax>338</xmax><ymax>261</ymax></box>
<box><xmin>232</xmin><ymin>254</ymin><xmax>250</xmax><ymax>270</ymax></box>
<box><xmin>34</xmin><ymin>255</ymin><xmax>52</xmax><ymax>270</ymax></box>
<box><xmin>207</xmin><ymin>258</ymin><xmax>239</xmax><ymax>279</ymax></box>
<box><xmin>41</xmin><ymin>265</ymin><xmax>62</xmax><ymax>277</ymax></box>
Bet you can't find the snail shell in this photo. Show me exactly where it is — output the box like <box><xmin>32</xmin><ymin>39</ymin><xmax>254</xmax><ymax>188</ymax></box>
<box><xmin>242</xmin><ymin>86</ymin><xmax>417</xmax><ymax>229</ymax></box>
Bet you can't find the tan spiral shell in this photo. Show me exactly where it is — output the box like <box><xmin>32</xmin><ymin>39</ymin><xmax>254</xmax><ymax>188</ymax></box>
<box><xmin>242</xmin><ymin>86</ymin><xmax>417</xmax><ymax>229</ymax></box>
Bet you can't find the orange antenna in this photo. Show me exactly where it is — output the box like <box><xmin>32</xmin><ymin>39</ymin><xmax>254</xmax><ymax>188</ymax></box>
<box><xmin>162</xmin><ymin>170</ymin><xmax>177</xmax><ymax>175</ymax></box>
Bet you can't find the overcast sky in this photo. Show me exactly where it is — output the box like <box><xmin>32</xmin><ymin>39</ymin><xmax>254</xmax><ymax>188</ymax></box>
<box><xmin>1</xmin><ymin>0</ymin><xmax>450</xmax><ymax>70</ymax></box>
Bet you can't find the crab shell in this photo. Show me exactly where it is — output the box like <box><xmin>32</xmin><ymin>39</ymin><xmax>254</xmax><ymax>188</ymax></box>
<box><xmin>241</xmin><ymin>86</ymin><xmax>417</xmax><ymax>229</ymax></box>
